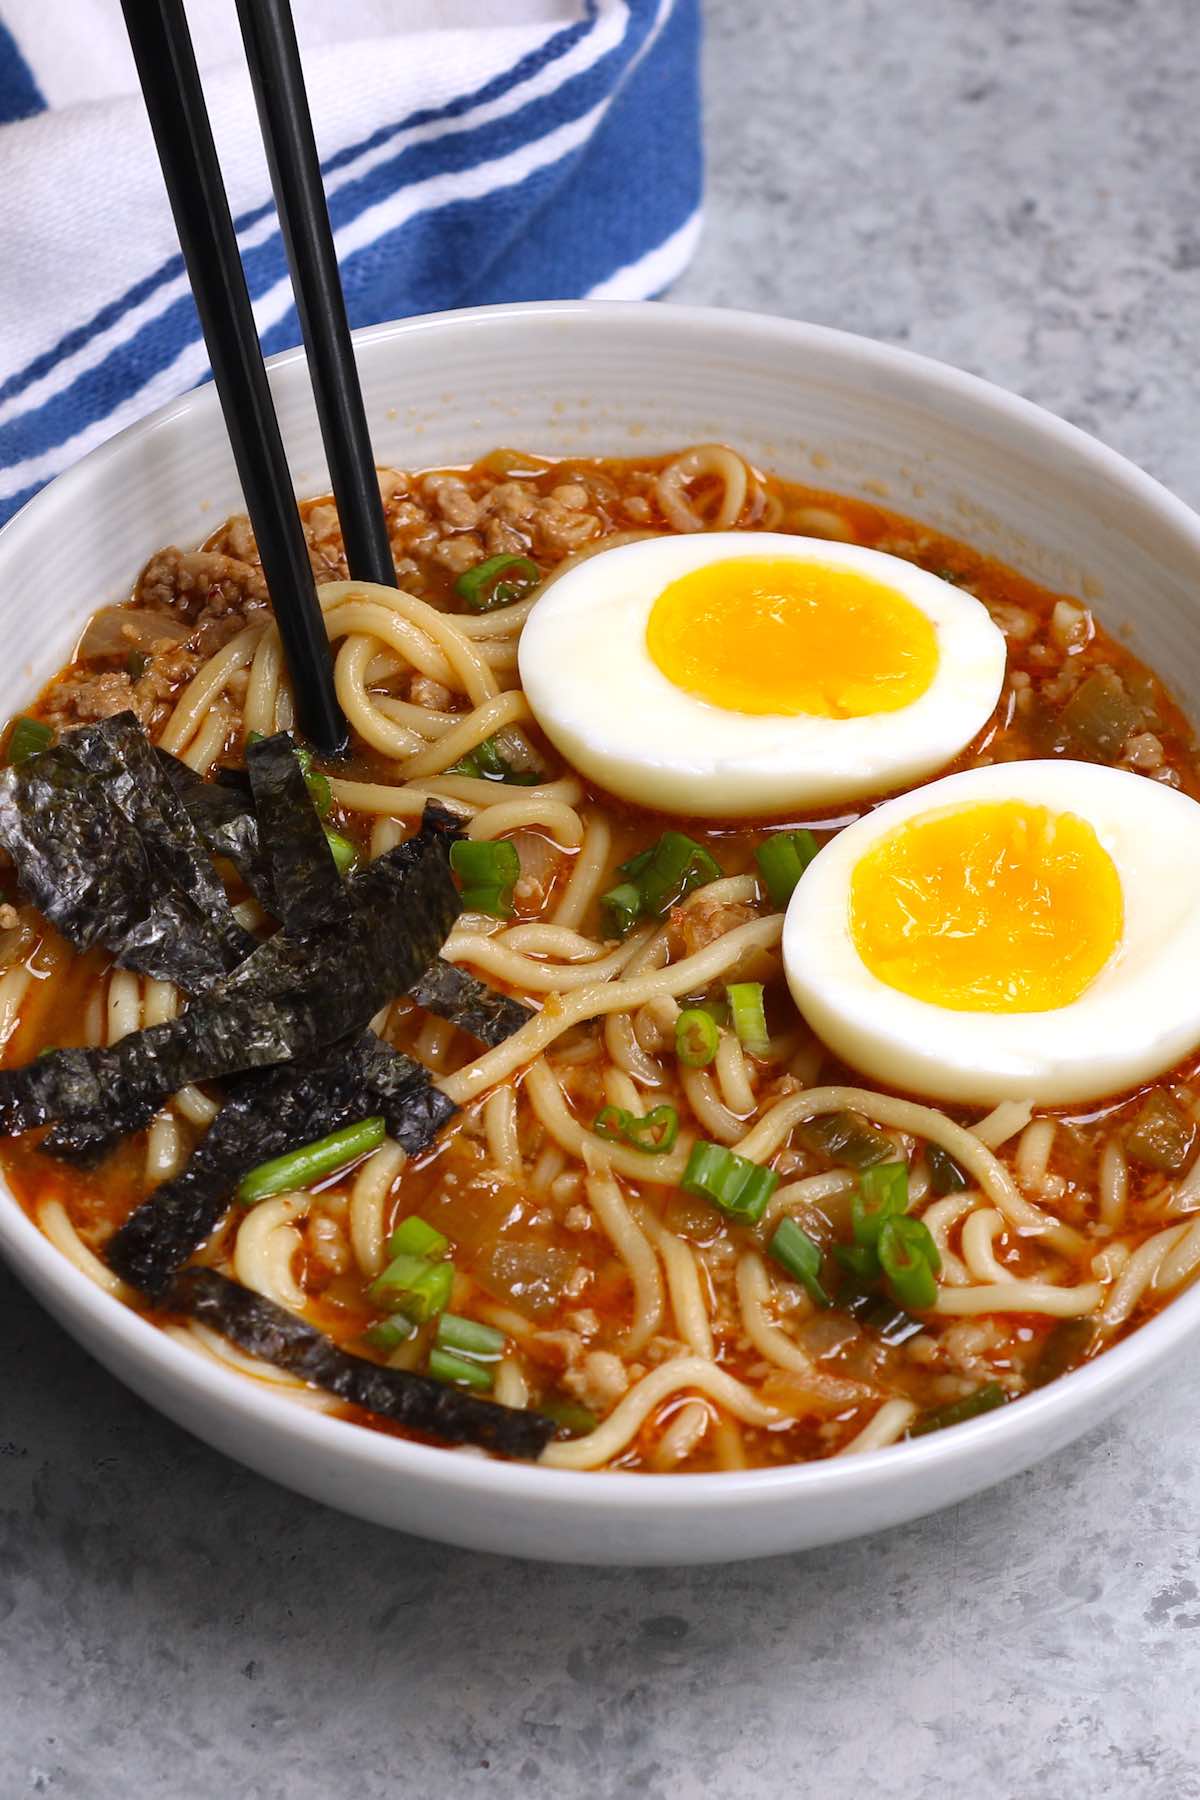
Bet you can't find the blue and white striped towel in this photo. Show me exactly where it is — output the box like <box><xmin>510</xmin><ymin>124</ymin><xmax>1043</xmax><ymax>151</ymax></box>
<box><xmin>0</xmin><ymin>0</ymin><xmax>701</xmax><ymax>527</ymax></box>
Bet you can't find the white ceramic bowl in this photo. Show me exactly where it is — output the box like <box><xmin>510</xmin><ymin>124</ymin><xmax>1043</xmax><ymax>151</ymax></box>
<box><xmin>4</xmin><ymin>301</ymin><xmax>1200</xmax><ymax>1565</ymax></box>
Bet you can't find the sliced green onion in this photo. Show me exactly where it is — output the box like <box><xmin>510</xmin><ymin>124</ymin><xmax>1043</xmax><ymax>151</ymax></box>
<box><xmin>694</xmin><ymin>995</ymin><xmax>729</xmax><ymax>1026</ymax></box>
<box><xmin>539</xmin><ymin>1399</ymin><xmax>598</xmax><ymax>1438</ymax></box>
<box><xmin>6</xmin><ymin>717</ymin><xmax>53</xmax><ymax>765</ymax></box>
<box><xmin>602</xmin><ymin>833</ymin><xmax>722</xmax><ymax>934</ymax></box>
<box><xmin>768</xmin><ymin>1218</ymin><xmax>830</xmax><ymax>1307</ymax></box>
<box><xmin>363</xmin><ymin>1312</ymin><xmax>417</xmax><ymax>1351</ymax></box>
<box><xmin>619</xmin><ymin>847</ymin><xmax>655</xmax><ymax>882</ymax></box>
<box><xmin>237</xmin><ymin>1115</ymin><xmax>386</xmax><ymax>1204</ymax></box>
<box><xmin>681</xmin><ymin>1140</ymin><xmax>779</xmax><ymax>1224</ymax></box>
<box><xmin>126</xmin><ymin>650</ymin><xmax>150</xmax><ymax>681</ymax></box>
<box><xmin>447</xmin><ymin>734</ymin><xmax>540</xmax><ymax>785</ymax></box>
<box><xmin>675</xmin><ymin>1007</ymin><xmax>720</xmax><ymax>1068</ymax></box>
<box><xmin>627</xmin><ymin>830</ymin><xmax>722</xmax><ymax>917</ymax></box>
<box><xmin>800</xmin><ymin>1110</ymin><xmax>895</xmax><ymax>1170</ymax></box>
<box><xmin>927</xmin><ymin>1144</ymin><xmax>969</xmax><ymax>1195</ymax></box>
<box><xmin>369</xmin><ymin>1253</ymin><xmax>454</xmax><ymax>1322</ymax></box>
<box><xmin>370</xmin><ymin>1250</ymin><xmax>427</xmax><ymax>1292</ymax></box>
<box><xmin>323</xmin><ymin>827</ymin><xmax>358</xmax><ymax>876</ymax></box>
<box><xmin>840</xmin><ymin>1285</ymin><xmax>924</xmax><ymax>1346</ymax></box>
<box><xmin>594</xmin><ymin>1103</ymin><xmax>679</xmax><ymax>1155</ymax></box>
<box><xmin>727</xmin><ymin>982</ymin><xmax>769</xmax><ymax>1056</ymax></box>
<box><xmin>1028</xmin><ymin>1317</ymin><xmax>1096</xmax><ymax>1389</ymax></box>
<box><xmin>833</xmin><ymin>1242</ymin><xmax>881</xmax><ymax>1282</ymax></box>
<box><xmin>878</xmin><ymin>1215</ymin><xmax>940</xmax><ymax>1312</ymax></box>
<box><xmin>428</xmin><ymin>1346</ymin><xmax>494</xmax><ymax>1390</ymax></box>
<box><xmin>599</xmin><ymin>881</ymin><xmax>643</xmax><ymax>939</ymax></box>
<box><xmin>293</xmin><ymin>744</ymin><xmax>333</xmax><ymax>817</ymax></box>
<box><xmin>851</xmin><ymin>1161</ymin><xmax>909</xmax><ymax>1248</ymax></box>
<box><xmin>460</xmin><ymin>883</ymin><xmax>514</xmax><ymax>919</ymax></box>
<box><xmin>435</xmin><ymin>1313</ymin><xmax>506</xmax><ymax>1359</ymax></box>
<box><xmin>451</xmin><ymin>837</ymin><xmax>520</xmax><ymax>918</ymax></box>
<box><xmin>754</xmin><ymin>829</ymin><xmax>819</xmax><ymax>908</ymax></box>
<box><xmin>909</xmin><ymin>1381</ymin><xmax>1006</xmax><ymax>1437</ymax></box>
<box><xmin>454</xmin><ymin>553</ymin><xmax>540</xmax><ymax>613</ymax></box>
<box><xmin>388</xmin><ymin>1215</ymin><xmax>449</xmax><ymax>1260</ymax></box>
<box><xmin>450</xmin><ymin>837</ymin><xmax>520</xmax><ymax>886</ymax></box>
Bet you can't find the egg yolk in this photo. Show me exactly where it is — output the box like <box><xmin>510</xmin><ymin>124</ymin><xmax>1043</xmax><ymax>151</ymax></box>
<box><xmin>849</xmin><ymin>800</ymin><xmax>1124</xmax><ymax>1012</ymax></box>
<box><xmin>645</xmin><ymin>557</ymin><xmax>939</xmax><ymax>718</ymax></box>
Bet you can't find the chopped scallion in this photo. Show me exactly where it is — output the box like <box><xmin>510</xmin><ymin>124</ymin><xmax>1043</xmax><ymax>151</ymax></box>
<box><xmin>629</xmin><ymin>830</ymin><xmax>722</xmax><ymax>917</ymax></box>
<box><xmin>6</xmin><ymin>716</ymin><xmax>53</xmax><ymax>765</ymax></box>
<box><xmin>388</xmin><ymin>1216</ymin><xmax>449</xmax><ymax>1260</ymax></box>
<box><xmin>909</xmin><ymin>1381</ymin><xmax>1006</xmax><ymax>1437</ymax></box>
<box><xmin>454</xmin><ymin>553</ymin><xmax>540</xmax><ymax>613</ymax></box>
<box><xmin>363</xmin><ymin>1312</ymin><xmax>417</xmax><ymax>1351</ymax></box>
<box><xmin>1028</xmin><ymin>1317</ymin><xmax>1095</xmax><ymax>1389</ymax></box>
<box><xmin>833</xmin><ymin>1242</ymin><xmax>881</xmax><ymax>1282</ymax></box>
<box><xmin>540</xmin><ymin>1399</ymin><xmax>598</xmax><ymax>1438</ymax></box>
<box><xmin>237</xmin><ymin>1115</ymin><xmax>386</xmax><ymax>1204</ymax></box>
<box><xmin>435</xmin><ymin>1313</ymin><xmax>506</xmax><ymax>1359</ymax></box>
<box><xmin>428</xmin><ymin>1346</ymin><xmax>494</xmax><ymax>1390</ymax></box>
<box><xmin>604</xmin><ymin>833</ymin><xmax>723</xmax><ymax>936</ymax></box>
<box><xmin>840</xmin><ymin>1285</ymin><xmax>924</xmax><ymax>1346</ymax></box>
<box><xmin>681</xmin><ymin>1140</ymin><xmax>779</xmax><ymax>1224</ymax></box>
<box><xmin>323</xmin><ymin>827</ymin><xmax>358</xmax><ymax>876</ymax></box>
<box><xmin>800</xmin><ymin>1110</ymin><xmax>895</xmax><ymax>1170</ymax></box>
<box><xmin>370</xmin><ymin>1252</ymin><xmax>454</xmax><ymax>1322</ymax></box>
<box><xmin>927</xmin><ymin>1144</ymin><xmax>969</xmax><ymax>1195</ymax></box>
<box><xmin>594</xmin><ymin>1102</ymin><xmax>679</xmax><ymax>1154</ymax></box>
<box><xmin>754</xmin><ymin>829</ymin><xmax>819</xmax><ymax>908</ymax></box>
<box><xmin>851</xmin><ymin>1161</ymin><xmax>909</xmax><ymax>1248</ymax></box>
<box><xmin>769</xmin><ymin>1218</ymin><xmax>830</xmax><ymax>1307</ymax></box>
<box><xmin>675</xmin><ymin>1007</ymin><xmax>720</xmax><ymax>1068</ymax></box>
<box><xmin>878</xmin><ymin>1214</ymin><xmax>940</xmax><ymax>1312</ymax></box>
<box><xmin>599</xmin><ymin>881</ymin><xmax>644</xmax><ymax>939</ymax></box>
<box><xmin>447</xmin><ymin>734</ymin><xmax>541</xmax><ymax>785</ymax></box>
<box><xmin>293</xmin><ymin>744</ymin><xmax>333</xmax><ymax>817</ymax></box>
<box><xmin>727</xmin><ymin>982</ymin><xmax>769</xmax><ymax>1056</ymax></box>
<box><xmin>451</xmin><ymin>837</ymin><xmax>520</xmax><ymax>918</ymax></box>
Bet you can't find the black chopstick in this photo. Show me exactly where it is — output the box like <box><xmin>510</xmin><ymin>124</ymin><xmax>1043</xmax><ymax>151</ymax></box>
<box><xmin>235</xmin><ymin>0</ymin><xmax>396</xmax><ymax>589</ymax></box>
<box><xmin>120</xmin><ymin>0</ymin><xmax>348</xmax><ymax>756</ymax></box>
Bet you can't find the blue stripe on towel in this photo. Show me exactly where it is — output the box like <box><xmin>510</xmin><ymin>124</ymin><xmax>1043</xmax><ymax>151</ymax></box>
<box><xmin>0</xmin><ymin>0</ymin><xmax>701</xmax><ymax>524</ymax></box>
<box><xmin>0</xmin><ymin>3</ymin><xmax>604</xmax><ymax>414</ymax></box>
<box><xmin>0</xmin><ymin>20</ymin><xmax>44</xmax><ymax>124</ymax></box>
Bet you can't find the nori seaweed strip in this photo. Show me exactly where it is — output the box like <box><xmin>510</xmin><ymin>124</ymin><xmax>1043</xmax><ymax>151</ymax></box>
<box><xmin>155</xmin><ymin>749</ymin><xmax>275</xmax><ymax>909</ymax></box>
<box><xmin>410</xmin><ymin>958</ymin><xmax>533</xmax><ymax>1047</ymax></box>
<box><xmin>5</xmin><ymin>991</ymin><xmax>328</xmax><ymax>1143</ymax></box>
<box><xmin>0</xmin><ymin>743</ymin><xmax>234</xmax><ymax>991</ymax></box>
<box><xmin>166</xmin><ymin>1268</ymin><xmax>555</xmax><ymax>1459</ymax></box>
<box><xmin>246</xmin><ymin>732</ymin><xmax>349</xmax><ymax>933</ymax></box>
<box><xmin>106</xmin><ymin>1031</ymin><xmax>456</xmax><ymax>1294</ymax></box>
<box><xmin>217</xmin><ymin>803</ymin><xmax>463</xmax><ymax>1006</ymax></box>
<box><xmin>0</xmin><ymin>718</ymin><xmax>256</xmax><ymax>991</ymax></box>
<box><xmin>24</xmin><ymin>805</ymin><xmax>463</xmax><ymax>1158</ymax></box>
<box><xmin>72</xmin><ymin>714</ymin><xmax>256</xmax><ymax>972</ymax></box>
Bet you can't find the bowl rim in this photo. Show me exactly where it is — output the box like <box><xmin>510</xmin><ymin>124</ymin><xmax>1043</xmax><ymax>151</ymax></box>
<box><xmin>4</xmin><ymin>295</ymin><xmax>1200</xmax><ymax>1515</ymax></box>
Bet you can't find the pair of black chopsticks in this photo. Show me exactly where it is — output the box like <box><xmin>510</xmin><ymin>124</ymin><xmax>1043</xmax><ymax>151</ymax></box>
<box><xmin>122</xmin><ymin>0</ymin><xmax>395</xmax><ymax>754</ymax></box>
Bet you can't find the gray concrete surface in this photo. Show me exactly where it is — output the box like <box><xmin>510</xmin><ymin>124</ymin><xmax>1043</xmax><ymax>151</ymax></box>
<box><xmin>5</xmin><ymin>1</ymin><xmax>1200</xmax><ymax>1793</ymax></box>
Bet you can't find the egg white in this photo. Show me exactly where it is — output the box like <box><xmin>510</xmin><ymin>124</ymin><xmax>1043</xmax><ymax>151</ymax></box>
<box><xmin>782</xmin><ymin>759</ymin><xmax>1200</xmax><ymax>1107</ymax></box>
<box><xmin>517</xmin><ymin>532</ymin><xmax>1007</xmax><ymax>817</ymax></box>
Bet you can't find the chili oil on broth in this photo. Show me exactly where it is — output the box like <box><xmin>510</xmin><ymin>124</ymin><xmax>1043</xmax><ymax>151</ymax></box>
<box><xmin>4</xmin><ymin>444</ymin><xmax>1200</xmax><ymax>1472</ymax></box>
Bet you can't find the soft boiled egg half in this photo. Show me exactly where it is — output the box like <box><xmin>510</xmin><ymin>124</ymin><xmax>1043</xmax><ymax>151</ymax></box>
<box><xmin>783</xmin><ymin>759</ymin><xmax>1200</xmax><ymax>1106</ymax></box>
<box><xmin>518</xmin><ymin>533</ymin><xmax>1007</xmax><ymax>816</ymax></box>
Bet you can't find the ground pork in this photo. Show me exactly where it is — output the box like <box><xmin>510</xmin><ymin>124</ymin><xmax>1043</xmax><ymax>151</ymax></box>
<box><xmin>135</xmin><ymin>546</ymin><xmax>267</xmax><ymax>620</ymax></box>
<box><xmin>668</xmin><ymin>895</ymin><xmax>759</xmax><ymax>958</ymax></box>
